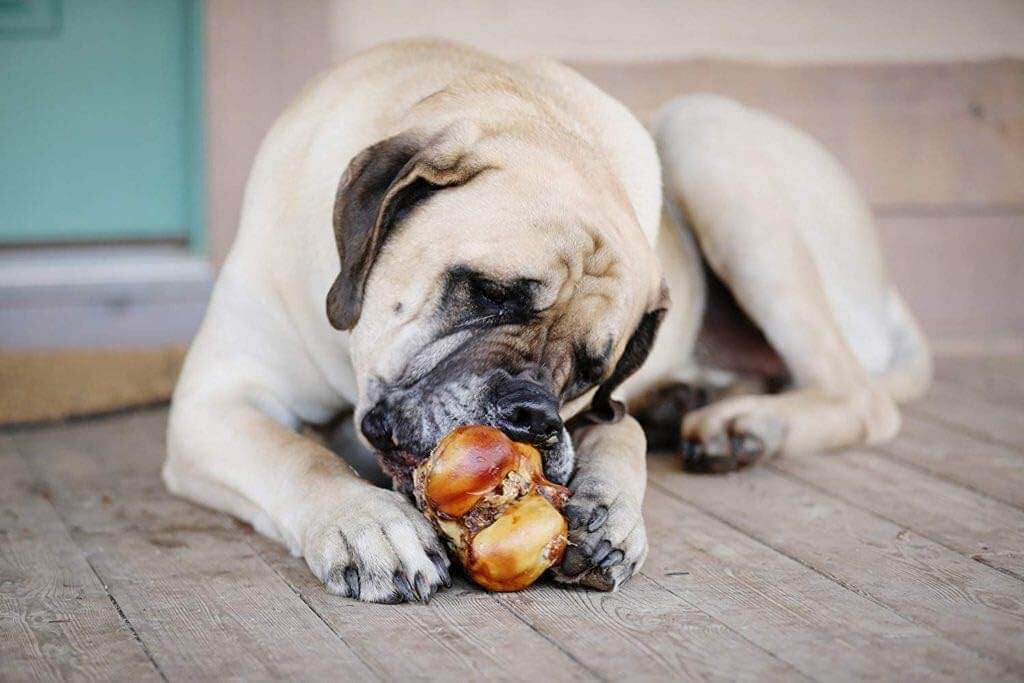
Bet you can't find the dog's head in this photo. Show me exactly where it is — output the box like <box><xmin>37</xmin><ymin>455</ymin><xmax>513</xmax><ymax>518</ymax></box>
<box><xmin>327</xmin><ymin>121</ymin><xmax>667</xmax><ymax>492</ymax></box>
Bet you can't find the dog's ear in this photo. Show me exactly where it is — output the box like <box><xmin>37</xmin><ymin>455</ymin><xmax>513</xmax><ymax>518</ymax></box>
<box><xmin>326</xmin><ymin>126</ymin><xmax>484</xmax><ymax>330</ymax></box>
<box><xmin>579</xmin><ymin>283</ymin><xmax>670</xmax><ymax>424</ymax></box>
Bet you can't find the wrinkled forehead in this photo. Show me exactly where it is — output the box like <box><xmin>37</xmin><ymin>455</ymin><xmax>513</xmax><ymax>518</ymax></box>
<box><xmin>414</xmin><ymin>173</ymin><xmax>644</xmax><ymax>297</ymax></box>
<box><xmin>413</xmin><ymin>161</ymin><xmax>644</xmax><ymax>254</ymax></box>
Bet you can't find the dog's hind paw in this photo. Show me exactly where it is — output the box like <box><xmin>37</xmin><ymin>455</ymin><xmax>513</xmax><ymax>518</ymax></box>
<box><xmin>553</xmin><ymin>476</ymin><xmax>647</xmax><ymax>591</ymax></box>
<box><xmin>681</xmin><ymin>396</ymin><xmax>783</xmax><ymax>473</ymax></box>
<box><xmin>681</xmin><ymin>432</ymin><xmax>766</xmax><ymax>473</ymax></box>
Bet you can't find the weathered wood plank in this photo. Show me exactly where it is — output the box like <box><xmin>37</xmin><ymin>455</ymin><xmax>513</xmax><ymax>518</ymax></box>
<box><xmin>251</xmin><ymin>434</ymin><xmax>803</xmax><ymax>681</ymax></box>
<box><xmin>251</xmin><ymin>534</ymin><xmax>597</xmax><ymax>682</ymax></box>
<box><xmin>908</xmin><ymin>380</ymin><xmax>1024</xmax><ymax>450</ymax></box>
<box><xmin>17</xmin><ymin>409</ymin><xmax>598</xmax><ymax>682</ymax></box>
<box><xmin>572</xmin><ymin>59</ymin><xmax>1024</xmax><ymax>208</ymax></box>
<box><xmin>772</xmin><ymin>449</ymin><xmax>1024</xmax><ymax>579</ymax></box>
<box><xmin>885</xmin><ymin>413</ymin><xmax>1024</xmax><ymax>509</ymax></box>
<box><xmin>935</xmin><ymin>356</ymin><xmax>1024</xmax><ymax>406</ymax></box>
<box><xmin>0</xmin><ymin>435</ymin><xmax>160</xmax><ymax>682</ymax></box>
<box><xmin>12</xmin><ymin>412</ymin><xmax>377</xmax><ymax>681</ymax></box>
<box><xmin>8</xmin><ymin>392</ymin><xmax>1023</xmax><ymax>681</ymax></box>
<box><xmin>492</xmin><ymin>573</ymin><xmax>806</xmax><ymax>682</ymax></box>
<box><xmin>641</xmin><ymin>483</ymin><xmax>1014</xmax><ymax>682</ymax></box>
<box><xmin>649</xmin><ymin>456</ymin><xmax>1024</xmax><ymax>671</ymax></box>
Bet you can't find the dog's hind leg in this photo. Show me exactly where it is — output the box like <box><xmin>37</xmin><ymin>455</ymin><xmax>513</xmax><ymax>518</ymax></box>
<box><xmin>673</xmin><ymin>225</ymin><xmax>901</xmax><ymax>470</ymax></box>
<box><xmin>652</xmin><ymin>95</ymin><xmax>926</xmax><ymax>471</ymax></box>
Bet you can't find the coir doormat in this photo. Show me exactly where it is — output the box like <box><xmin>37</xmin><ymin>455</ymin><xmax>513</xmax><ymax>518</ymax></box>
<box><xmin>0</xmin><ymin>347</ymin><xmax>186</xmax><ymax>427</ymax></box>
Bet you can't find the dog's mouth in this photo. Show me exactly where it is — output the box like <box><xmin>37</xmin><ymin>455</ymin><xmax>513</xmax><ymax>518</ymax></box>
<box><xmin>376</xmin><ymin>446</ymin><xmax>423</xmax><ymax>494</ymax></box>
<box><xmin>361</xmin><ymin>371</ymin><xmax>575</xmax><ymax>494</ymax></box>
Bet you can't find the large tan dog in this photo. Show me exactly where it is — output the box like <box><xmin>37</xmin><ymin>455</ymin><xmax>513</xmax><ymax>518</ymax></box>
<box><xmin>165</xmin><ymin>39</ymin><xmax>930</xmax><ymax>603</ymax></box>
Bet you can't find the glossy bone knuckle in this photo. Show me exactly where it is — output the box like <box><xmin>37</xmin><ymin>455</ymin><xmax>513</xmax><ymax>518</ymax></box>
<box><xmin>413</xmin><ymin>425</ymin><xmax>570</xmax><ymax>592</ymax></box>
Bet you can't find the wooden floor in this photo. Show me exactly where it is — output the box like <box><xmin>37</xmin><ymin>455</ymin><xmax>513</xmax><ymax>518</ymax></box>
<box><xmin>2</xmin><ymin>357</ymin><xmax>1022</xmax><ymax>681</ymax></box>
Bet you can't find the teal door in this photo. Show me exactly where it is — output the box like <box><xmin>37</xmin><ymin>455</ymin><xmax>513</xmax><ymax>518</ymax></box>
<box><xmin>0</xmin><ymin>0</ymin><xmax>202</xmax><ymax>247</ymax></box>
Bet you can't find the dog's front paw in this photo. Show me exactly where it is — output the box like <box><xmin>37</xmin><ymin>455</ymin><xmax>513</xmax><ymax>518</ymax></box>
<box><xmin>303</xmin><ymin>487</ymin><xmax>451</xmax><ymax>603</ymax></box>
<box><xmin>553</xmin><ymin>477</ymin><xmax>647</xmax><ymax>591</ymax></box>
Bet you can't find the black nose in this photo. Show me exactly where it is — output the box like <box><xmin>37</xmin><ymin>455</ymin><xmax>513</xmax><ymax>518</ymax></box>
<box><xmin>360</xmin><ymin>403</ymin><xmax>394</xmax><ymax>451</ymax></box>
<box><xmin>492</xmin><ymin>378</ymin><xmax>563</xmax><ymax>445</ymax></box>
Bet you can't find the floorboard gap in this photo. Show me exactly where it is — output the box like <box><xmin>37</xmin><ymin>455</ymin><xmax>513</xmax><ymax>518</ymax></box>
<box><xmin>648</xmin><ymin>478</ymin><xmax>1015</xmax><ymax>672</ymax></box>
<box><xmin>88</xmin><ymin>557</ymin><xmax>170</xmax><ymax>683</ymax></box>
<box><xmin>488</xmin><ymin>594</ymin><xmax>606</xmax><ymax>682</ymax></box>
<box><xmin>249</xmin><ymin>539</ymin><xmax>381</xmax><ymax>679</ymax></box>
<box><xmin>907</xmin><ymin>408</ymin><xmax>1024</xmax><ymax>455</ymax></box>
<box><xmin>766</xmin><ymin>463</ymin><xmax>1024</xmax><ymax>585</ymax></box>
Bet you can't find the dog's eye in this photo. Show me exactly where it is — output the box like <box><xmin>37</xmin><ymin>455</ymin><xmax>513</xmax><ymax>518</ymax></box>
<box><xmin>474</xmin><ymin>279</ymin><xmax>511</xmax><ymax>308</ymax></box>
<box><xmin>564</xmin><ymin>345</ymin><xmax>608</xmax><ymax>399</ymax></box>
<box><xmin>447</xmin><ymin>267</ymin><xmax>539</xmax><ymax>326</ymax></box>
<box><xmin>579</xmin><ymin>358</ymin><xmax>606</xmax><ymax>384</ymax></box>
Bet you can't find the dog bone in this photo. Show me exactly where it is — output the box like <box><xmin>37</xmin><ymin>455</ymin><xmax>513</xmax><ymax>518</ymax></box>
<box><xmin>413</xmin><ymin>425</ymin><xmax>569</xmax><ymax>592</ymax></box>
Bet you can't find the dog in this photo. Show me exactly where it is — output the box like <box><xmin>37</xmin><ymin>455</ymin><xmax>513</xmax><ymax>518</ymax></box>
<box><xmin>164</xmin><ymin>39</ymin><xmax>931</xmax><ymax>603</ymax></box>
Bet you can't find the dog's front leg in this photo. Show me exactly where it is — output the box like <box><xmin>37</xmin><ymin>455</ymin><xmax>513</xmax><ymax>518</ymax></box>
<box><xmin>554</xmin><ymin>415</ymin><xmax>648</xmax><ymax>591</ymax></box>
<box><xmin>164</xmin><ymin>393</ymin><xmax>450</xmax><ymax>603</ymax></box>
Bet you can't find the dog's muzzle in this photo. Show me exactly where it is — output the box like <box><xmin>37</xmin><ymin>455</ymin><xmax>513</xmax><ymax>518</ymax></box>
<box><xmin>358</xmin><ymin>369</ymin><xmax>569</xmax><ymax>492</ymax></box>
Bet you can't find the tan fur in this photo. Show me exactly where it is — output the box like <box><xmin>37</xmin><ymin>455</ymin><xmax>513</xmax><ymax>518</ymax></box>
<box><xmin>165</xmin><ymin>39</ymin><xmax>663</xmax><ymax>601</ymax></box>
<box><xmin>641</xmin><ymin>94</ymin><xmax>931</xmax><ymax>458</ymax></box>
<box><xmin>165</xmin><ymin>42</ymin><xmax>930</xmax><ymax>602</ymax></box>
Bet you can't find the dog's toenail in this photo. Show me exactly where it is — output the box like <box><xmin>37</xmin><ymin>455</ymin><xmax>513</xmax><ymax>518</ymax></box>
<box><xmin>590</xmin><ymin>539</ymin><xmax>613</xmax><ymax>566</ymax></box>
<box><xmin>393</xmin><ymin>571</ymin><xmax>417</xmax><ymax>602</ymax></box>
<box><xmin>560</xmin><ymin>547</ymin><xmax>592</xmax><ymax>577</ymax></box>
<box><xmin>599</xmin><ymin>549</ymin><xmax>625</xmax><ymax>568</ymax></box>
<box><xmin>731</xmin><ymin>433</ymin><xmax>765</xmax><ymax>465</ymax></box>
<box><xmin>344</xmin><ymin>565</ymin><xmax>360</xmax><ymax>599</ymax></box>
<box><xmin>414</xmin><ymin>572</ymin><xmax>431</xmax><ymax>603</ymax></box>
<box><xmin>428</xmin><ymin>550</ymin><xmax>451</xmax><ymax>587</ymax></box>
<box><xmin>565</xmin><ymin>505</ymin><xmax>588</xmax><ymax>530</ymax></box>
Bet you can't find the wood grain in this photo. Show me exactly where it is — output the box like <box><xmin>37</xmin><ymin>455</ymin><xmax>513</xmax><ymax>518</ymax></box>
<box><xmin>641</xmin><ymin>484</ymin><xmax>1013</xmax><ymax>681</ymax></box>
<box><xmin>875</xmin><ymin>214</ymin><xmax>1024</xmax><ymax>344</ymax></box>
<box><xmin>884</xmin><ymin>413</ymin><xmax>1024</xmax><ymax>509</ymax></box>
<box><xmin>649</xmin><ymin>456</ymin><xmax>1024</xmax><ymax>671</ymax></box>
<box><xmin>16</xmin><ymin>410</ymin><xmax>597</xmax><ymax>682</ymax></box>
<box><xmin>4</xmin><ymin>355</ymin><xmax>1023</xmax><ymax>680</ymax></box>
<box><xmin>934</xmin><ymin>356</ymin><xmax>1024</xmax><ymax>406</ymax></box>
<box><xmin>200</xmin><ymin>47</ymin><xmax>1024</xmax><ymax>348</ymax></box>
<box><xmin>908</xmin><ymin>380</ymin><xmax>1024</xmax><ymax>450</ymax></box>
<box><xmin>0</xmin><ymin>436</ymin><xmax>160</xmax><ymax>682</ymax></box>
<box><xmin>251</xmin><ymin>535</ymin><xmax>597</xmax><ymax>682</ymax></box>
<box><xmin>11</xmin><ymin>412</ymin><xmax>376</xmax><ymax>681</ymax></box>
<box><xmin>205</xmin><ymin>0</ymin><xmax>333</xmax><ymax>266</ymax></box>
<box><xmin>772</xmin><ymin>449</ymin><xmax>1024</xmax><ymax>579</ymax></box>
<box><xmin>492</xmin><ymin>573</ymin><xmax>805</xmax><ymax>682</ymax></box>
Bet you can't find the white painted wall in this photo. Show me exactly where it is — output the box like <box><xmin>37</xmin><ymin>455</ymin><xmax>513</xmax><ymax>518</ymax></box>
<box><xmin>330</xmin><ymin>0</ymin><xmax>1024</xmax><ymax>63</ymax></box>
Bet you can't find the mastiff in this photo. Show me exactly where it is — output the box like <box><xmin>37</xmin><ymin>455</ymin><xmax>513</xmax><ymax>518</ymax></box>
<box><xmin>165</xmin><ymin>39</ymin><xmax>930</xmax><ymax>602</ymax></box>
